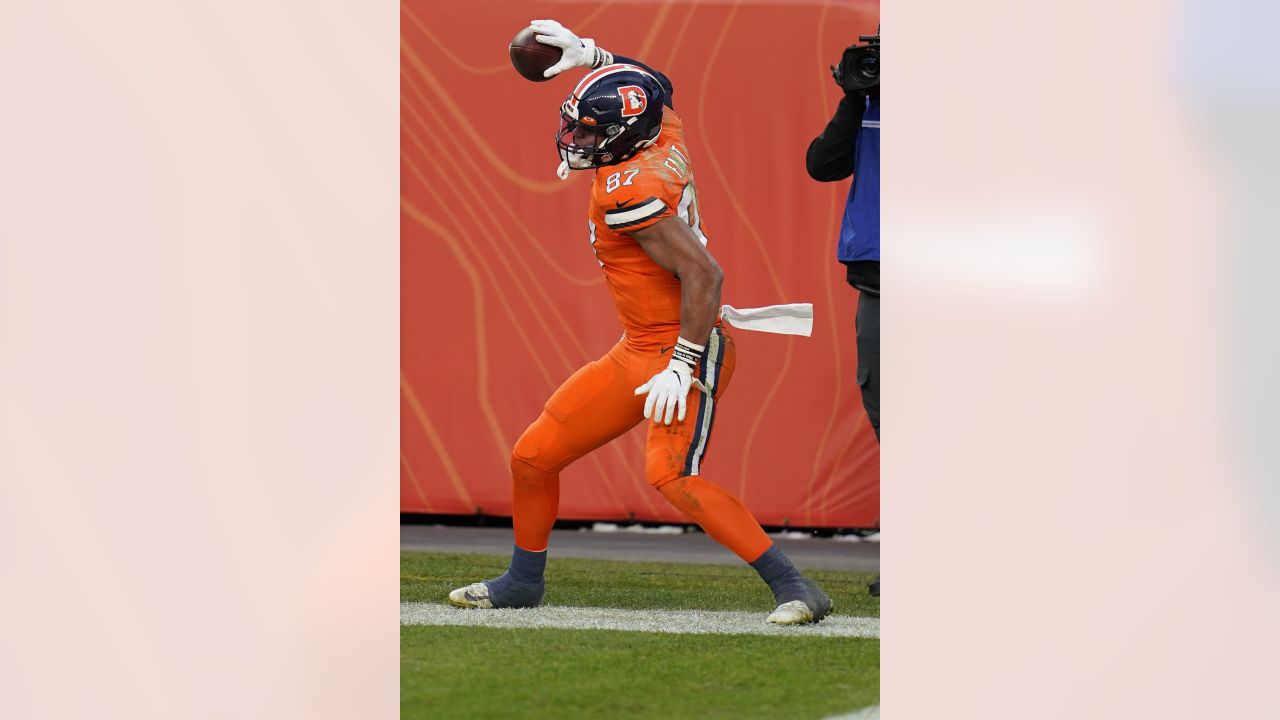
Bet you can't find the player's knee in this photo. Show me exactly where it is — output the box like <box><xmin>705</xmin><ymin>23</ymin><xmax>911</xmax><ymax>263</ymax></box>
<box><xmin>510</xmin><ymin>451</ymin><xmax>545</xmax><ymax>485</ymax></box>
<box><xmin>655</xmin><ymin>475</ymin><xmax>698</xmax><ymax>514</ymax></box>
<box><xmin>511</xmin><ymin>429</ymin><xmax>551</xmax><ymax>479</ymax></box>
<box><xmin>645</xmin><ymin>451</ymin><xmax>684</xmax><ymax>491</ymax></box>
<box><xmin>511</xmin><ymin>419</ymin><xmax>568</xmax><ymax>479</ymax></box>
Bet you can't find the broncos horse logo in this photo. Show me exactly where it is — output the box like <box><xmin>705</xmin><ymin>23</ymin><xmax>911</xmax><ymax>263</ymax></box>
<box><xmin>617</xmin><ymin>85</ymin><xmax>648</xmax><ymax>117</ymax></box>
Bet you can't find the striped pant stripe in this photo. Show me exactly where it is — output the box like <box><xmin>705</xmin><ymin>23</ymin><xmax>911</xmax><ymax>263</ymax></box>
<box><xmin>682</xmin><ymin>329</ymin><xmax>724</xmax><ymax>476</ymax></box>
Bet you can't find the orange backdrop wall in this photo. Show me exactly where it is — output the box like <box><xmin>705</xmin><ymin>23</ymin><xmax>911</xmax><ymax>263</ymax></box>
<box><xmin>402</xmin><ymin>0</ymin><xmax>880</xmax><ymax>527</ymax></box>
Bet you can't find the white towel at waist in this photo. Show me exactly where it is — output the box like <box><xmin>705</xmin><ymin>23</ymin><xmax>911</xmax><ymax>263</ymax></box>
<box><xmin>720</xmin><ymin>303</ymin><xmax>813</xmax><ymax>337</ymax></box>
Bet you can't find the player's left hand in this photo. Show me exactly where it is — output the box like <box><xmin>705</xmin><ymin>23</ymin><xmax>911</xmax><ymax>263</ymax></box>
<box><xmin>635</xmin><ymin>358</ymin><xmax>696</xmax><ymax>425</ymax></box>
<box><xmin>530</xmin><ymin>19</ymin><xmax>611</xmax><ymax>78</ymax></box>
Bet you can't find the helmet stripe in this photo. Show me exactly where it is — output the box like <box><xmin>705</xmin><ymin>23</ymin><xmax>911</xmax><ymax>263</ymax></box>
<box><xmin>569</xmin><ymin>63</ymin><xmax>658</xmax><ymax>105</ymax></box>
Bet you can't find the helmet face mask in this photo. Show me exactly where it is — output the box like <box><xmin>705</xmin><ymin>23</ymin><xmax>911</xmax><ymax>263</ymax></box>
<box><xmin>555</xmin><ymin>65</ymin><xmax>665</xmax><ymax>171</ymax></box>
<box><xmin>557</xmin><ymin>114</ymin><xmax>616</xmax><ymax>169</ymax></box>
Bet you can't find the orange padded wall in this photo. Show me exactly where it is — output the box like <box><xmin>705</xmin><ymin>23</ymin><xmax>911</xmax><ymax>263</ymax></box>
<box><xmin>402</xmin><ymin>0</ymin><xmax>880</xmax><ymax>527</ymax></box>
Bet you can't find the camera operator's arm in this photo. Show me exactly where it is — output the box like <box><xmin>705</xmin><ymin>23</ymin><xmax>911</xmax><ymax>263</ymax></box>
<box><xmin>805</xmin><ymin>94</ymin><xmax>867</xmax><ymax>182</ymax></box>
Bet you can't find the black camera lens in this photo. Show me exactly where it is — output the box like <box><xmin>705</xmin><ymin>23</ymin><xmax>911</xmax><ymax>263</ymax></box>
<box><xmin>832</xmin><ymin>35</ymin><xmax>880</xmax><ymax>93</ymax></box>
<box><xmin>858</xmin><ymin>51</ymin><xmax>878</xmax><ymax>80</ymax></box>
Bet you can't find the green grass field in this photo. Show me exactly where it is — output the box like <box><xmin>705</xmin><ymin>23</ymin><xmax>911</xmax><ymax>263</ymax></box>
<box><xmin>401</xmin><ymin>551</ymin><xmax>880</xmax><ymax>719</ymax></box>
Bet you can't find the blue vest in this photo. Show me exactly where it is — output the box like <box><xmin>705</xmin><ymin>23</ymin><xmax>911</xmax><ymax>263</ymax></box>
<box><xmin>837</xmin><ymin>98</ymin><xmax>880</xmax><ymax>263</ymax></box>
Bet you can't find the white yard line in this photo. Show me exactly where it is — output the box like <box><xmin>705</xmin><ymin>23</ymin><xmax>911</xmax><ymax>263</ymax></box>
<box><xmin>824</xmin><ymin>705</ymin><xmax>880</xmax><ymax>720</ymax></box>
<box><xmin>401</xmin><ymin>602</ymin><xmax>879</xmax><ymax>639</ymax></box>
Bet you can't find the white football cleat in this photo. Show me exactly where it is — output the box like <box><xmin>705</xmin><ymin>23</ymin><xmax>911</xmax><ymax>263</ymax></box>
<box><xmin>767</xmin><ymin>600</ymin><xmax>816</xmax><ymax>625</ymax></box>
<box><xmin>766</xmin><ymin>577</ymin><xmax>833</xmax><ymax>625</ymax></box>
<box><xmin>448</xmin><ymin>582</ymin><xmax>494</xmax><ymax>609</ymax></box>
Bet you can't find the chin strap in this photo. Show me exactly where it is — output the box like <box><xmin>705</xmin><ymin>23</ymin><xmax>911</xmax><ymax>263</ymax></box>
<box><xmin>556</xmin><ymin>160</ymin><xmax>571</xmax><ymax>180</ymax></box>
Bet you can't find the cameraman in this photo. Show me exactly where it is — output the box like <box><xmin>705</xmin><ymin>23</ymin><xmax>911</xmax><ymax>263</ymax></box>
<box><xmin>806</xmin><ymin>34</ymin><xmax>880</xmax><ymax>441</ymax></box>
<box><xmin>807</xmin><ymin>33</ymin><xmax>879</xmax><ymax>597</ymax></box>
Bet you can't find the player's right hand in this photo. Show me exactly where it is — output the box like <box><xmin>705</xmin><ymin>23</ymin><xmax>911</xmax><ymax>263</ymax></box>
<box><xmin>530</xmin><ymin>19</ymin><xmax>612</xmax><ymax>78</ymax></box>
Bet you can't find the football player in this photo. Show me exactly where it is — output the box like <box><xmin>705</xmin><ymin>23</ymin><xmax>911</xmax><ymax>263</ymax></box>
<box><xmin>449</xmin><ymin>20</ymin><xmax>831</xmax><ymax>624</ymax></box>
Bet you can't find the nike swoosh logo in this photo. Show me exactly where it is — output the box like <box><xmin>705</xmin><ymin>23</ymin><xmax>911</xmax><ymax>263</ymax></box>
<box><xmin>660</xmin><ymin>346</ymin><xmax>673</xmax><ymax>354</ymax></box>
<box><xmin>614</xmin><ymin>201</ymin><xmax>634</xmax><ymax>210</ymax></box>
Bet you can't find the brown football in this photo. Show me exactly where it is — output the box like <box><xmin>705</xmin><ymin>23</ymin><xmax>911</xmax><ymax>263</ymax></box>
<box><xmin>509</xmin><ymin>26</ymin><xmax>562</xmax><ymax>82</ymax></box>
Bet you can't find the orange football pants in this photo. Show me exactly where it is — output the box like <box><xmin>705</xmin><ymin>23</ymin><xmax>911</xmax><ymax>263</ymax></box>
<box><xmin>509</xmin><ymin>327</ymin><xmax>773</xmax><ymax>563</ymax></box>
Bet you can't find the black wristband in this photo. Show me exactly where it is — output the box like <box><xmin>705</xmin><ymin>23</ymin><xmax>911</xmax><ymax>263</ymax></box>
<box><xmin>672</xmin><ymin>337</ymin><xmax>704</xmax><ymax>369</ymax></box>
<box><xmin>589</xmin><ymin>46</ymin><xmax>613</xmax><ymax>69</ymax></box>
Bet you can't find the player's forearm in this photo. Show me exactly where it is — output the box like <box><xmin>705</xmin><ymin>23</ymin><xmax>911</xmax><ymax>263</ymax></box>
<box><xmin>677</xmin><ymin>263</ymin><xmax>723</xmax><ymax>346</ymax></box>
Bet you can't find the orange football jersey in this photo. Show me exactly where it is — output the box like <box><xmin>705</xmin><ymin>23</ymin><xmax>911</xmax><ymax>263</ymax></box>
<box><xmin>587</xmin><ymin>108</ymin><xmax>716</xmax><ymax>348</ymax></box>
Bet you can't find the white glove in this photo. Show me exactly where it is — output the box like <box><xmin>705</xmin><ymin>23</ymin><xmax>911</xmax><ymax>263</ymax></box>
<box><xmin>635</xmin><ymin>358</ymin><xmax>695</xmax><ymax>425</ymax></box>
<box><xmin>530</xmin><ymin>19</ymin><xmax>613</xmax><ymax>78</ymax></box>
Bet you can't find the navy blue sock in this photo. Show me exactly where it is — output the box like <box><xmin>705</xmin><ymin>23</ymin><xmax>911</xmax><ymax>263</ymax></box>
<box><xmin>750</xmin><ymin>544</ymin><xmax>806</xmax><ymax>603</ymax></box>
<box><xmin>486</xmin><ymin>546</ymin><xmax>547</xmax><ymax>608</ymax></box>
<box><xmin>506</xmin><ymin>546</ymin><xmax>547</xmax><ymax>584</ymax></box>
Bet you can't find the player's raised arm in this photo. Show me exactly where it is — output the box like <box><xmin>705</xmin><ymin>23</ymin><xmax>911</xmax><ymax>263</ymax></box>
<box><xmin>530</xmin><ymin>20</ymin><xmax>614</xmax><ymax>77</ymax></box>
<box><xmin>629</xmin><ymin>217</ymin><xmax>723</xmax><ymax>424</ymax></box>
<box><xmin>530</xmin><ymin>20</ymin><xmax>675</xmax><ymax>108</ymax></box>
